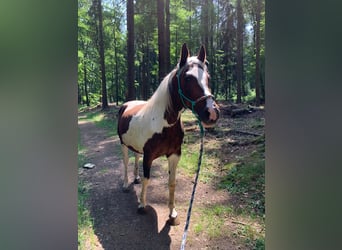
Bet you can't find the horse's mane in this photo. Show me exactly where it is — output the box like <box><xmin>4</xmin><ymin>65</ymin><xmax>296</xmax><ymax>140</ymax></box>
<box><xmin>140</xmin><ymin>68</ymin><xmax>178</xmax><ymax>116</ymax></box>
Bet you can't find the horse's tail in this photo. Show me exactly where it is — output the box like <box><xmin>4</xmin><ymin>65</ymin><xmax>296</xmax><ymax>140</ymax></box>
<box><xmin>118</xmin><ymin>105</ymin><xmax>126</xmax><ymax>118</ymax></box>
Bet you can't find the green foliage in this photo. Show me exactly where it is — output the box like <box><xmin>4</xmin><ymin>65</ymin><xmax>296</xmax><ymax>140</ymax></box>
<box><xmin>78</xmin><ymin>0</ymin><xmax>265</xmax><ymax>104</ymax></box>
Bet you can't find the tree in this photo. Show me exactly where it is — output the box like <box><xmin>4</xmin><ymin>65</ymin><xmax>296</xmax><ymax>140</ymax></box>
<box><xmin>157</xmin><ymin>0</ymin><xmax>167</xmax><ymax>82</ymax></box>
<box><xmin>236</xmin><ymin>0</ymin><xmax>244</xmax><ymax>103</ymax></box>
<box><xmin>126</xmin><ymin>0</ymin><xmax>135</xmax><ymax>101</ymax></box>
<box><xmin>165</xmin><ymin>0</ymin><xmax>171</xmax><ymax>72</ymax></box>
<box><xmin>254</xmin><ymin>0</ymin><xmax>261</xmax><ymax>106</ymax></box>
<box><xmin>92</xmin><ymin>0</ymin><xmax>109</xmax><ymax>109</ymax></box>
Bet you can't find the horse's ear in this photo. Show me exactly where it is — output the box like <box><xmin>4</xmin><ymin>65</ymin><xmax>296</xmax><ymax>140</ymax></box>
<box><xmin>179</xmin><ymin>43</ymin><xmax>189</xmax><ymax>68</ymax></box>
<box><xmin>197</xmin><ymin>45</ymin><xmax>206</xmax><ymax>63</ymax></box>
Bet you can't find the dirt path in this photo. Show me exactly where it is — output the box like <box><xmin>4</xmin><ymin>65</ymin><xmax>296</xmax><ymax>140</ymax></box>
<box><xmin>78</xmin><ymin>113</ymin><xmax>247</xmax><ymax>250</ymax></box>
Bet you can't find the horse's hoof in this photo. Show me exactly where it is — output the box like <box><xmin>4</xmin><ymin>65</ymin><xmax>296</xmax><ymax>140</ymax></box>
<box><xmin>133</xmin><ymin>178</ymin><xmax>141</xmax><ymax>184</ymax></box>
<box><xmin>122</xmin><ymin>185</ymin><xmax>130</xmax><ymax>193</ymax></box>
<box><xmin>137</xmin><ymin>206</ymin><xmax>146</xmax><ymax>215</ymax></box>
<box><xmin>167</xmin><ymin>215</ymin><xmax>180</xmax><ymax>226</ymax></box>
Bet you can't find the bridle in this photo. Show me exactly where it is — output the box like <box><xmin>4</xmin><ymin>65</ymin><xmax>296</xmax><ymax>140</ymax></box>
<box><xmin>176</xmin><ymin>63</ymin><xmax>214</xmax><ymax>117</ymax></box>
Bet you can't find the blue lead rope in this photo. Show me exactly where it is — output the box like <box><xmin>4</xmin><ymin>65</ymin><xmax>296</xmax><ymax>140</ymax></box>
<box><xmin>180</xmin><ymin>120</ymin><xmax>204</xmax><ymax>250</ymax></box>
<box><xmin>177</xmin><ymin>66</ymin><xmax>206</xmax><ymax>250</ymax></box>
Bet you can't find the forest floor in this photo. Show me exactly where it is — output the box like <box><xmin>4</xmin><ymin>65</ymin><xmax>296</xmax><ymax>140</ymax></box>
<box><xmin>78</xmin><ymin>101</ymin><xmax>265</xmax><ymax>250</ymax></box>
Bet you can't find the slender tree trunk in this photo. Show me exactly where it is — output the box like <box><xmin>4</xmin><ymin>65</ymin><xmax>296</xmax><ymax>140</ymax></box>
<box><xmin>157</xmin><ymin>0</ymin><xmax>167</xmax><ymax>83</ymax></box>
<box><xmin>208</xmin><ymin>0</ymin><xmax>215</xmax><ymax>95</ymax></box>
<box><xmin>202</xmin><ymin>0</ymin><xmax>209</xmax><ymax>51</ymax></box>
<box><xmin>236</xmin><ymin>0</ymin><xmax>243</xmax><ymax>103</ymax></box>
<box><xmin>96</xmin><ymin>0</ymin><xmax>108</xmax><ymax>109</ymax></box>
<box><xmin>113</xmin><ymin>24</ymin><xmax>119</xmax><ymax>105</ymax></box>
<box><xmin>165</xmin><ymin>0</ymin><xmax>171</xmax><ymax>72</ymax></box>
<box><xmin>83</xmin><ymin>60</ymin><xmax>90</xmax><ymax>106</ymax></box>
<box><xmin>142</xmin><ymin>39</ymin><xmax>151</xmax><ymax>100</ymax></box>
<box><xmin>126</xmin><ymin>0</ymin><xmax>135</xmax><ymax>100</ymax></box>
<box><xmin>188</xmin><ymin>0</ymin><xmax>192</xmax><ymax>51</ymax></box>
<box><xmin>255</xmin><ymin>0</ymin><xmax>261</xmax><ymax>106</ymax></box>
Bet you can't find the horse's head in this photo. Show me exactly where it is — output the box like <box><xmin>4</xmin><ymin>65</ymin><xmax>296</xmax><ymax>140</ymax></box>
<box><xmin>176</xmin><ymin>43</ymin><xmax>220</xmax><ymax>128</ymax></box>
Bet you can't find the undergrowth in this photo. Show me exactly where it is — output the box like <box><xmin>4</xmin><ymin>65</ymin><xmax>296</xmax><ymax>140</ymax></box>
<box><xmin>219</xmin><ymin>136</ymin><xmax>265</xmax><ymax>216</ymax></box>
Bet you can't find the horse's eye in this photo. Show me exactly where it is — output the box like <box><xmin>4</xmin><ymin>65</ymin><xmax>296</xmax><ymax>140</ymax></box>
<box><xmin>185</xmin><ymin>76</ymin><xmax>191</xmax><ymax>82</ymax></box>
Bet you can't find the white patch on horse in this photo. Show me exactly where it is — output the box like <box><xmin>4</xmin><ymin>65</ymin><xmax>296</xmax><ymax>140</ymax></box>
<box><xmin>186</xmin><ymin>57</ymin><xmax>211</xmax><ymax>96</ymax></box>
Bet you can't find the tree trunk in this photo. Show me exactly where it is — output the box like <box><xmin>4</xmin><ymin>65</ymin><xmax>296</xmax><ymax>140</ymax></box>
<box><xmin>165</xmin><ymin>0</ymin><xmax>171</xmax><ymax>72</ymax></box>
<box><xmin>113</xmin><ymin>26</ymin><xmax>119</xmax><ymax>105</ymax></box>
<box><xmin>83</xmin><ymin>60</ymin><xmax>90</xmax><ymax>106</ymax></box>
<box><xmin>78</xmin><ymin>83</ymin><xmax>82</xmax><ymax>104</ymax></box>
<box><xmin>202</xmin><ymin>0</ymin><xmax>209</xmax><ymax>51</ymax></box>
<box><xmin>236</xmin><ymin>0</ymin><xmax>244</xmax><ymax>103</ymax></box>
<box><xmin>126</xmin><ymin>0</ymin><xmax>135</xmax><ymax>101</ymax></box>
<box><xmin>96</xmin><ymin>0</ymin><xmax>108</xmax><ymax>109</ymax></box>
<box><xmin>188</xmin><ymin>0</ymin><xmax>192</xmax><ymax>50</ymax></box>
<box><xmin>157</xmin><ymin>0</ymin><xmax>167</xmax><ymax>83</ymax></box>
<box><xmin>255</xmin><ymin>0</ymin><xmax>261</xmax><ymax>106</ymax></box>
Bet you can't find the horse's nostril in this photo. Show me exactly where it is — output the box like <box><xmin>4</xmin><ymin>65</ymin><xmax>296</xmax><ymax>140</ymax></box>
<box><xmin>208</xmin><ymin>107</ymin><xmax>217</xmax><ymax>121</ymax></box>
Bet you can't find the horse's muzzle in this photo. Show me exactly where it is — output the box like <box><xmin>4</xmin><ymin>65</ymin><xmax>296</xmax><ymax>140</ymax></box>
<box><xmin>200</xmin><ymin>102</ymin><xmax>220</xmax><ymax>128</ymax></box>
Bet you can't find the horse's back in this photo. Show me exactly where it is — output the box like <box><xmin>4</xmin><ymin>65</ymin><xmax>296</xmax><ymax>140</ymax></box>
<box><xmin>118</xmin><ymin>100</ymin><xmax>147</xmax><ymax>117</ymax></box>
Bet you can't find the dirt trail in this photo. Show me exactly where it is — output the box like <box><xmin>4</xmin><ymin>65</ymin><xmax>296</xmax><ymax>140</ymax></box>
<box><xmin>78</xmin><ymin>113</ymin><xmax>245</xmax><ymax>250</ymax></box>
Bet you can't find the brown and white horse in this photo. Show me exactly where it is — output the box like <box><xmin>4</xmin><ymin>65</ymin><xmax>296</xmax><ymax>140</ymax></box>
<box><xmin>117</xmin><ymin>43</ymin><xmax>219</xmax><ymax>225</ymax></box>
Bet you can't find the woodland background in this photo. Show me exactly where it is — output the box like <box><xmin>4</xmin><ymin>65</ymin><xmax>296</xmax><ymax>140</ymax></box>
<box><xmin>78</xmin><ymin>0</ymin><xmax>265</xmax><ymax>108</ymax></box>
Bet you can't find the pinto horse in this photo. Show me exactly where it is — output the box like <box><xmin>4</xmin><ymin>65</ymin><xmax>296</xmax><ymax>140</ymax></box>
<box><xmin>117</xmin><ymin>43</ymin><xmax>220</xmax><ymax>225</ymax></box>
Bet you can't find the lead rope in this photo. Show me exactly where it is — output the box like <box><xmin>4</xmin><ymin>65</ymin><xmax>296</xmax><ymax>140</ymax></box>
<box><xmin>180</xmin><ymin>120</ymin><xmax>204</xmax><ymax>250</ymax></box>
<box><xmin>176</xmin><ymin>67</ymin><xmax>206</xmax><ymax>250</ymax></box>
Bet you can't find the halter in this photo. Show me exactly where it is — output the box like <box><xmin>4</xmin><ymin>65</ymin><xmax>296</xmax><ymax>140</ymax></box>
<box><xmin>176</xmin><ymin>63</ymin><xmax>214</xmax><ymax>128</ymax></box>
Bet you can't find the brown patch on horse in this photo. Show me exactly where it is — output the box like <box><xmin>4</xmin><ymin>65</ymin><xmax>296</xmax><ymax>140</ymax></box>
<box><xmin>141</xmin><ymin>120</ymin><xmax>184</xmax><ymax>178</ymax></box>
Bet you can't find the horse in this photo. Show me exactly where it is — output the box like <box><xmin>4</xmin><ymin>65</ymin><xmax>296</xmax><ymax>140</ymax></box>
<box><xmin>117</xmin><ymin>43</ymin><xmax>220</xmax><ymax>225</ymax></box>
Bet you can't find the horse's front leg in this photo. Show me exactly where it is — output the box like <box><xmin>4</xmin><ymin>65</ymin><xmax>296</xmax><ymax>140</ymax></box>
<box><xmin>138</xmin><ymin>156</ymin><xmax>152</xmax><ymax>214</ymax></box>
<box><xmin>167</xmin><ymin>154</ymin><xmax>180</xmax><ymax>226</ymax></box>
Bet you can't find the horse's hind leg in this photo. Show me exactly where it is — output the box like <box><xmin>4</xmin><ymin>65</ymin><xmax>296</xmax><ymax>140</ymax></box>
<box><xmin>167</xmin><ymin>154</ymin><xmax>180</xmax><ymax>226</ymax></box>
<box><xmin>121</xmin><ymin>144</ymin><xmax>129</xmax><ymax>190</ymax></box>
<box><xmin>133</xmin><ymin>152</ymin><xmax>141</xmax><ymax>184</ymax></box>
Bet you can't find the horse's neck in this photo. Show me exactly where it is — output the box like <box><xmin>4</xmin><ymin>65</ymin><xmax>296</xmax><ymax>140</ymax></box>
<box><xmin>165</xmin><ymin>77</ymin><xmax>184</xmax><ymax>125</ymax></box>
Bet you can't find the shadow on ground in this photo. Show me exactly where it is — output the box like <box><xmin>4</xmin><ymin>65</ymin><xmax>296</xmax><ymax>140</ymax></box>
<box><xmin>88</xmin><ymin>180</ymin><xmax>172</xmax><ymax>250</ymax></box>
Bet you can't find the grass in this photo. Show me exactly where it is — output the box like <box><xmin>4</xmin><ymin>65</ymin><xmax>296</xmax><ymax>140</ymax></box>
<box><xmin>233</xmin><ymin>223</ymin><xmax>265</xmax><ymax>250</ymax></box>
<box><xmin>219</xmin><ymin>137</ymin><xmax>265</xmax><ymax>216</ymax></box>
<box><xmin>193</xmin><ymin>203</ymin><xmax>265</xmax><ymax>249</ymax></box>
<box><xmin>78</xmin><ymin>181</ymin><xmax>98</xmax><ymax>249</ymax></box>
<box><xmin>78</xmin><ymin>128</ymin><xmax>99</xmax><ymax>249</ymax></box>
<box><xmin>178</xmin><ymin>110</ymin><xmax>222</xmax><ymax>183</ymax></box>
<box><xmin>193</xmin><ymin>205</ymin><xmax>234</xmax><ymax>238</ymax></box>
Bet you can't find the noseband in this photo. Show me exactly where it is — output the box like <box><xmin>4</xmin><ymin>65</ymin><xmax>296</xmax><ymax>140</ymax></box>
<box><xmin>176</xmin><ymin>64</ymin><xmax>214</xmax><ymax>116</ymax></box>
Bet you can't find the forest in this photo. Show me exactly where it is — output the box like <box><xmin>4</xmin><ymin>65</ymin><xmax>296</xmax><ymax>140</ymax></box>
<box><xmin>78</xmin><ymin>0</ymin><xmax>265</xmax><ymax>108</ymax></box>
